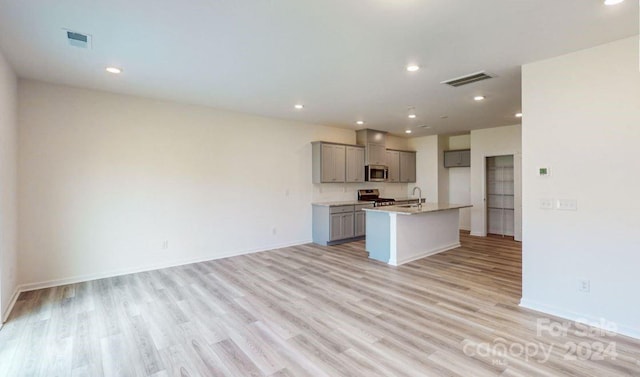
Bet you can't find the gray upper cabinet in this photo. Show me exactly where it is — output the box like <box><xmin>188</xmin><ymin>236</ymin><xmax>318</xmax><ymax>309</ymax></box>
<box><xmin>312</xmin><ymin>142</ymin><xmax>346</xmax><ymax>183</ymax></box>
<box><xmin>387</xmin><ymin>149</ymin><xmax>416</xmax><ymax>183</ymax></box>
<box><xmin>386</xmin><ymin>150</ymin><xmax>400</xmax><ymax>182</ymax></box>
<box><xmin>356</xmin><ymin>129</ymin><xmax>387</xmax><ymax>165</ymax></box>
<box><xmin>366</xmin><ymin>144</ymin><xmax>387</xmax><ymax>166</ymax></box>
<box><xmin>399</xmin><ymin>151</ymin><xmax>416</xmax><ymax>183</ymax></box>
<box><xmin>345</xmin><ymin>146</ymin><xmax>365</xmax><ymax>183</ymax></box>
<box><xmin>312</xmin><ymin>142</ymin><xmax>365</xmax><ymax>183</ymax></box>
<box><xmin>444</xmin><ymin>149</ymin><xmax>471</xmax><ymax>168</ymax></box>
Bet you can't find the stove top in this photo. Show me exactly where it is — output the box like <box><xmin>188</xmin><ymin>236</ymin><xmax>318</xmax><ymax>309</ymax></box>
<box><xmin>358</xmin><ymin>189</ymin><xmax>396</xmax><ymax>207</ymax></box>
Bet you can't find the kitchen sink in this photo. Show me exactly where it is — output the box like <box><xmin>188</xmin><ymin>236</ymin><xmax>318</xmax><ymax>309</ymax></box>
<box><xmin>397</xmin><ymin>204</ymin><xmax>421</xmax><ymax>208</ymax></box>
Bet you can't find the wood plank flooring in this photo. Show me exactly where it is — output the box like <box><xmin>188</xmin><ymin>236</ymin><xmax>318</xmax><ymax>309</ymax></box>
<box><xmin>1</xmin><ymin>233</ymin><xmax>639</xmax><ymax>376</ymax></box>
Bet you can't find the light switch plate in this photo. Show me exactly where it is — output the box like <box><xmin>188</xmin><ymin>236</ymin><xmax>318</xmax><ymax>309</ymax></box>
<box><xmin>556</xmin><ymin>199</ymin><xmax>578</xmax><ymax>211</ymax></box>
<box><xmin>540</xmin><ymin>199</ymin><xmax>554</xmax><ymax>209</ymax></box>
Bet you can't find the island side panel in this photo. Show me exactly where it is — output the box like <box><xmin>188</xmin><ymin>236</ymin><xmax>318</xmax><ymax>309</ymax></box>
<box><xmin>365</xmin><ymin>211</ymin><xmax>391</xmax><ymax>263</ymax></box>
<box><xmin>393</xmin><ymin>209</ymin><xmax>461</xmax><ymax>265</ymax></box>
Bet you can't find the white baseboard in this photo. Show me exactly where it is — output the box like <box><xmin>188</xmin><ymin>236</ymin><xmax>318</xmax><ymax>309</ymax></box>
<box><xmin>393</xmin><ymin>242</ymin><xmax>461</xmax><ymax>266</ymax></box>
<box><xmin>519</xmin><ymin>298</ymin><xmax>640</xmax><ymax>340</ymax></box>
<box><xmin>470</xmin><ymin>231</ymin><xmax>485</xmax><ymax>237</ymax></box>
<box><xmin>15</xmin><ymin>239</ymin><xmax>311</xmax><ymax>294</ymax></box>
<box><xmin>2</xmin><ymin>288</ymin><xmax>20</xmax><ymax>324</ymax></box>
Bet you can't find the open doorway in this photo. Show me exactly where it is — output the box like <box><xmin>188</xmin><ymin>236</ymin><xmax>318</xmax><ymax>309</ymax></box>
<box><xmin>486</xmin><ymin>155</ymin><xmax>515</xmax><ymax>237</ymax></box>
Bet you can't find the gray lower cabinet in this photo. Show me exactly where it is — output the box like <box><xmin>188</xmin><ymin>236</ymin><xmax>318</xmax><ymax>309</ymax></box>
<box><xmin>354</xmin><ymin>204</ymin><xmax>371</xmax><ymax>237</ymax></box>
<box><xmin>313</xmin><ymin>203</ymin><xmax>373</xmax><ymax>245</ymax></box>
<box><xmin>330</xmin><ymin>212</ymin><xmax>354</xmax><ymax>241</ymax></box>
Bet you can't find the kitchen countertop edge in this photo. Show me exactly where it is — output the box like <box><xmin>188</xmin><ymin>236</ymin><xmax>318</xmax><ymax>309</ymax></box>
<box><xmin>312</xmin><ymin>197</ymin><xmax>423</xmax><ymax>207</ymax></box>
<box><xmin>362</xmin><ymin>203</ymin><xmax>472</xmax><ymax>215</ymax></box>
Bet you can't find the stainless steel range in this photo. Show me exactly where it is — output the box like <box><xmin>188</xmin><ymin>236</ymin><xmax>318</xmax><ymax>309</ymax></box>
<box><xmin>357</xmin><ymin>189</ymin><xmax>396</xmax><ymax>207</ymax></box>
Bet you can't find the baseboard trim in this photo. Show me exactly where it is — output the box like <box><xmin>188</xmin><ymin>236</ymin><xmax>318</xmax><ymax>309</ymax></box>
<box><xmin>393</xmin><ymin>242</ymin><xmax>461</xmax><ymax>266</ymax></box>
<box><xmin>2</xmin><ymin>287</ymin><xmax>20</xmax><ymax>324</ymax></box>
<box><xmin>519</xmin><ymin>298</ymin><xmax>640</xmax><ymax>340</ymax></box>
<box><xmin>16</xmin><ymin>239</ymin><xmax>311</xmax><ymax>294</ymax></box>
<box><xmin>469</xmin><ymin>231</ymin><xmax>485</xmax><ymax>237</ymax></box>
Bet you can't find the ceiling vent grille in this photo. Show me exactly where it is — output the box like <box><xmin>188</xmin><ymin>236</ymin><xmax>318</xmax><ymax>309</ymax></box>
<box><xmin>441</xmin><ymin>71</ymin><xmax>494</xmax><ymax>87</ymax></box>
<box><xmin>65</xmin><ymin>30</ymin><xmax>92</xmax><ymax>49</ymax></box>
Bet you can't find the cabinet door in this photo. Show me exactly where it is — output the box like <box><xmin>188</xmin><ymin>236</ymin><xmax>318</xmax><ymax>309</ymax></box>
<box><xmin>354</xmin><ymin>211</ymin><xmax>366</xmax><ymax>237</ymax></box>
<box><xmin>321</xmin><ymin>144</ymin><xmax>336</xmax><ymax>182</ymax></box>
<box><xmin>321</xmin><ymin>144</ymin><xmax>346</xmax><ymax>182</ymax></box>
<box><xmin>332</xmin><ymin>145</ymin><xmax>346</xmax><ymax>182</ymax></box>
<box><xmin>400</xmin><ymin>151</ymin><xmax>416</xmax><ymax>183</ymax></box>
<box><xmin>346</xmin><ymin>146</ymin><xmax>365</xmax><ymax>183</ymax></box>
<box><xmin>329</xmin><ymin>213</ymin><xmax>343</xmax><ymax>241</ymax></box>
<box><xmin>443</xmin><ymin>150</ymin><xmax>459</xmax><ymax>168</ymax></box>
<box><xmin>368</xmin><ymin>144</ymin><xmax>387</xmax><ymax>166</ymax></box>
<box><xmin>342</xmin><ymin>213</ymin><xmax>355</xmax><ymax>239</ymax></box>
<box><xmin>459</xmin><ymin>150</ymin><xmax>471</xmax><ymax>167</ymax></box>
<box><xmin>386</xmin><ymin>150</ymin><xmax>400</xmax><ymax>182</ymax></box>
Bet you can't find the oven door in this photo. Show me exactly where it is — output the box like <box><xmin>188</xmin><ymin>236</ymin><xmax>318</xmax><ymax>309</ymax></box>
<box><xmin>365</xmin><ymin>165</ymin><xmax>388</xmax><ymax>182</ymax></box>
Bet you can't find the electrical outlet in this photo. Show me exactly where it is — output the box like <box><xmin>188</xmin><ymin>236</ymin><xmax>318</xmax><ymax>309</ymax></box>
<box><xmin>557</xmin><ymin>199</ymin><xmax>578</xmax><ymax>211</ymax></box>
<box><xmin>162</xmin><ymin>240</ymin><xmax>169</xmax><ymax>249</ymax></box>
<box><xmin>272</xmin><ymin>227</ymin><xmax>277</xmax><ymax>235</ymax></box>
<box><xmin>579</xmin><ymin>279</ymin><xmax>590</xmax><ymax>293</ymax></box>
<box><xmin>540</xmin><ymin>198</ymin><xmax>554</xmax><ymax>209</ymax></box>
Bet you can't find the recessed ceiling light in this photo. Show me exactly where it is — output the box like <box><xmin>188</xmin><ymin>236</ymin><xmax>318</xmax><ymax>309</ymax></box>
<box><xmin>604</xmin><ymin>0</ymin><xmax>624</xmax><ymax>5</ymax></box>
<box><xmin>408</xmin><ymin>114</ymin><xmax>417</xmax><ymax>119</ymax></box>
<box><xmin>515</xmin><ymin>112</ymin><xmax>523</xmax><ymax>118</ymax></box>
<box><xmin>294</xmin><ymin>104</ymin><xmax>304</xmax><ymax>110</ymax></box>
<box><xmin>406</xmin><ymin>65</ymin><xmax>420</xmax><ymax>72</ymax></box>
<box><xmin>356</xmin><ymin>120</ymin><xmax>365</xmax><ymax>125</ymax></box>
<box><xmin>474</xmin><ymin>95</ymin><xmax>485</xmax><ymax>101</ymax></box>
<box><xmin>105</xmin><ymin>67</ymin><xmax>122</xmax><ymax>74</ymax></box>
<box><xmin>405</xmin><ymin>130</ymin><xmax>412</xmax><ymax>134</ymax></box>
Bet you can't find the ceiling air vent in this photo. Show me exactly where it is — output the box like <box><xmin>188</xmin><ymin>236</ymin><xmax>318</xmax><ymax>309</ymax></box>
<box><xmin>65</xmin><ymin>30</ymin><xmax>92</xmax><ymax>49</ymax></box>
<box><xmin>441</xmin><ymin>71</ymin><xmax>494</xmax><ymax>87</ymax></box>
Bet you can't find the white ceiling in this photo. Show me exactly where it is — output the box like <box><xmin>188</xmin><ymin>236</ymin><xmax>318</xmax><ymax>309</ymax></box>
<box><xmin>0</xmin><ymin>0</ymin><xmax>637</xmax><ymax>137</ymax></box>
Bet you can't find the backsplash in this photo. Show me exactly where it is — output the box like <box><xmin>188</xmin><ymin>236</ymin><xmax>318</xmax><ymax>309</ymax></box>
<box><xmin>312</xmin><ymin>182</ymin><xmax>411</xmax><ymax>203</ymax></box>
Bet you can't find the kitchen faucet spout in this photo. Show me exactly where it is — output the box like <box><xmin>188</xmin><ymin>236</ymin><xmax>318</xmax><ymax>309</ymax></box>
<box><xmin>412</xmin><ymin>186</ymin><xmax>422</xmax><ymax>208</ymax></box>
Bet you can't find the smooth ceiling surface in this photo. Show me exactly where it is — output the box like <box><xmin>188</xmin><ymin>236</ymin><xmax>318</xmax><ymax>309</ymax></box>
<box><xmin>0</xmin><ymin>0</ymin><xmax>637</xmax><ymax>136</ymax></box>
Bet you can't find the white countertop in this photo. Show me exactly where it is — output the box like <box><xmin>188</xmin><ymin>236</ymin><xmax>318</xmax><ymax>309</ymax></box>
<box><xmin>363</xmin><ymin>202</ymin><xmax>472</xmax><ymax>215</ymax></box>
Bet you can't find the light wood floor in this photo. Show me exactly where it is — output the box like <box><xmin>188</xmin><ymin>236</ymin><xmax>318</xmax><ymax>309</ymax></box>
<box><xmin>1</xmin><ymin>233</ymin><xmax>639</xmax><ymax>376</ymax></box>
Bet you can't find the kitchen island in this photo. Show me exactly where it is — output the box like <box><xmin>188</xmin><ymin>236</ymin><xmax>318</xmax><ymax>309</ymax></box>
<box><xmin>363</xmin><ymin>203</ymin><xmax>472</xmax><ymax>266</ymax></box>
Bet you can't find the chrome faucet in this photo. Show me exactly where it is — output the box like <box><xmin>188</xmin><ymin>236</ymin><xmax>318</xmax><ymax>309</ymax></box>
<box><xmin>412</xmin><ymin>186</ymin><xmax>422</xmax><ymax>208</ymax></box>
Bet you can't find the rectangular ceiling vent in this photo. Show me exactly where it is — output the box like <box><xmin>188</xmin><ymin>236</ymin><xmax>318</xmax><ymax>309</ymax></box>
<box><xmin>65</xmin><ymin>30</ymin><xmax>92</xmax><ymax>49</ymax></box>
<box><xmin>441</xmin><ymin>71</ymin><xmax>494</xmax><ymax>87</ymax></box>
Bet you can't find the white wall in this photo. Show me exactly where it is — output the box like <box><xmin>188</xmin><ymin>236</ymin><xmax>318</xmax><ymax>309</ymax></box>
<box><xmin>521</xmin><ymin>36</ymin><xmax>640</xmax><ymax>338</ymax></box>
<box><xmin>448</xmin><ymin>135</ymin><xmax>471</xmax><ymax>230</ymax></box>
<box><xmin>470</xmin><ymin>125</ymin><xmax>522</xmax><ymax>240</ymax></box>
<box><xmin>408</xmin><ymin>135</ymin><xmax>439</xmax><ymax>202</ymax></box>
<box><xmin>437</xmin><ymin>135</ymin><xmax>450</xmax><ymax>204</ymax></box>
<box><xmin>0</xmin><ymin>49</ymin><xmax>18</xmax><ymax>322</ymax></box>
<box><xmin>18</xmin><ymin>80</ymin><xmax>399</xmax><ymax>289</ymax></box>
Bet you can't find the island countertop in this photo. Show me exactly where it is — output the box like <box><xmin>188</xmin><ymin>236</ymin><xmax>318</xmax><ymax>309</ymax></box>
<box><xmin>363</xmin><ymin>202</ymin><xmax>472</xmax><ymax>215</ymax></box>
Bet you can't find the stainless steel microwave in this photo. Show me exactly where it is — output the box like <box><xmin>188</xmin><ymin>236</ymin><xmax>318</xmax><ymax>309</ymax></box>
<box><xmin>365</xmin><ymin>165</ymin><xmax>388</xmax><ymax>182</ymax></box>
